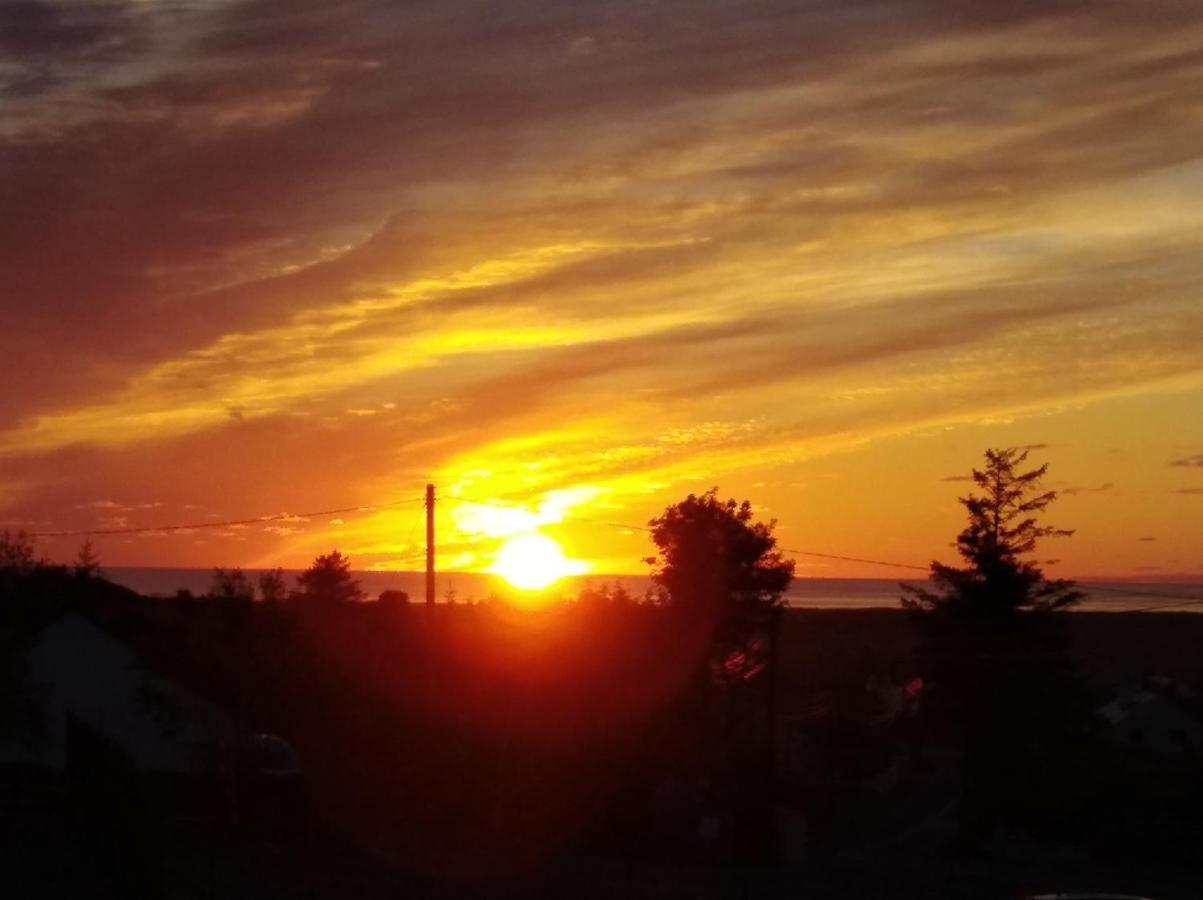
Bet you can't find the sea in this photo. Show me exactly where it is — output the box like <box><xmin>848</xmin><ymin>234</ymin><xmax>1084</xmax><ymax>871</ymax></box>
<box><xmin>102</xmin><ymin>569</ymin><xmax>1203</xmax><ymax>612</ymax></box>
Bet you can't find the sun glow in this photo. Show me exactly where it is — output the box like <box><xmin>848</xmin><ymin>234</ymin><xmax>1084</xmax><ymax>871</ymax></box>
<box><xmin>490</xmin><ymin>532</ymin><xmax>589</xmax><ymax>592</ymax></box>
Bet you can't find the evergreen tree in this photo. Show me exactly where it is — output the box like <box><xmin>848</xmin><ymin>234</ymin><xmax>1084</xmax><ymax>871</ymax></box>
<box><xmin>295</xmin><ymin>550</ymin><xmax>364</xmax><ymax>605</ymax></box>
<box><xmin>903</xmin><ymin>447</ymin><xmax>1084</xmax><ymax>853</ymax></box>
<box><xmin>74</xmin><ymin>540</ymin><xmax>101</xmax><ymax>579</ymax></box>
<box><xmin>903</xmin><ymin>447</ymin><xmax>1082</xmax><ymax>616</ymax></box>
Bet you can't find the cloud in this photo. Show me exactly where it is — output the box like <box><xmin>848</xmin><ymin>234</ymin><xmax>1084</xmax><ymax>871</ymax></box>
<box><xmin>4</xmin><ymin>2</ymin><xmax>1201</xmax><ymax>356</ymax></box>
<box><xmin>1170</xmin><ymin>454</ymin><xmax>1203</xmax><ymax>467</ymax></box>
<box><xmin>76</xmin><ymin>499</ymin><xmax>127</xmax><ymax>510</ymax></box>
<box><xmin>1176</xmin><ymin>487</ymin><xmax>1203</xmax><ymax>495</ymax></box>
<box><xmin>75</xmin><ymin>498</ymin><xmax>162</xmax><ymax>512</ymax></box>
<box><xmin>0</xmin><ymin>1</ymin><xmax>151</xmax><ymax>96</ymax></box>
<box><xmin>1062</xmin><ymin>482</ymin><xmax>1114</xmax><ymax>496</ymax></box>
<box><xmin>2</xmin><ymin>1</ymin><xmax>1203</xmax><ymax>568</ymax></box>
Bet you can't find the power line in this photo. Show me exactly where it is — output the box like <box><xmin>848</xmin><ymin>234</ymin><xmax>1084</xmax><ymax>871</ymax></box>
<box><xmin>1078</xmin><ymin>582</ymin><xmax>1203</xmax><ymax>613</ymax></box>
<box><xmin>777</xmin><ymin>547</ymin><xmax>930</xmax><ymax>572</ymax></box>
<box><xmin>558</xmin><ymin>513</ymin><xmax>651</xmax><ymax>533</ymax></box>
<box><xmin>382</xmin><ymin>505</ymin><xmax>429</xmax><ymax>590</ymax></box>
<box><xmin>376</xmin><ymin>550</ymin><xmax>430</xmax><ymax>567</ymax></box>
<box><xmin>1076</xmin><ymin>581</ymin><xmax>1203</xmax><ymax>602</ymax></box>
<box><xmin>1125</xmin><ymin>596</ymin><xmax>1203</xmax><ymax>613</ymax></box>
<box><xmin>565</xmin><ymin>516</ymin><xmax>932</xmax><ymax>572</ymax></box>
<box><xmin>437</xmin><ymin>503</ymin><xmax>471</xmax><ymax>551</ymax></box>
<box><xmin>556</xmin><ymin>511</ymin><xmax>934</xmax><ymax>572</ymax></box>
<box><xmin>548</xmin><ymin>509</ymin><xmax>1201</xmax><ymax>606</ymax></box>
<box><xmin>28</xmin><ymin>496</ymin><xmax>424</xmax><ymax>538</ymax></box>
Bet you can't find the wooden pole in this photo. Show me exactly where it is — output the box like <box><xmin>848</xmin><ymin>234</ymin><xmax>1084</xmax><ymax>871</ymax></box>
<box><xmin>425</xmin><ymin>483</ymin><xmax>435</xmax><ymax>607</ymax></box>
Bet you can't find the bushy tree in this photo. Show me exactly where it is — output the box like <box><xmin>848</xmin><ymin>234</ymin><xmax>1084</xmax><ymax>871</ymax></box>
<box><xmin>377</xmin><ymin>589</ymin><xmax>409</xmax><ymax>609</ymax></box>
<box><xmin>295</xmin><ymin>550</ymin><xmax>364</xmax><ymax>605</ymax></box>
<box><xmin>211</xmin><ymin>567</ymin><xmax>254</xmax><ymax>602</ymax></box>
<box><xmin>903</xmin><ymin>447</ymin><xmax>1082</xmax><ymax>616</ymax></box>
<box><xmin>647</xmin><ymin>490</ymin><xmax>793</xmax><ymax>682</ymax></box>
<box><xmin>0</xmin><ymin>530</ymin><xmax>40</xmax><ymax>574</ymax></box>
<box><xmin>257</xmin><ymin>567</ymin><xmax>288</xmax><ymax>604</ymax></box>
<box><xmin>646</xmin><ymin>490</ymin><xmax>792</xmax><ymax>853</ymax></box>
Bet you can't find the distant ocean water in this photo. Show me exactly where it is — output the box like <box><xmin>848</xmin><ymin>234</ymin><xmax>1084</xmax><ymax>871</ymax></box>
<box><xmin>102</xmin><ymin>568</ymin><xmax>1203</xmax><ymax>612</ymax></box>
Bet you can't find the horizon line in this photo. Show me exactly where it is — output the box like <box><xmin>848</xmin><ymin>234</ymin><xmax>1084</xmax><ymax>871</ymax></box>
<box><xmin>95</xmin><ymin>565</ymin><xmax>1203</xmax><ymax>584</ymax></box>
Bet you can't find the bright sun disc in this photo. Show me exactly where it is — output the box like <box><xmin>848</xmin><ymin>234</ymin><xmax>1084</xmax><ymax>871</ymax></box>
<box><xmin>490</xmin><ymin>533</ymin><xmax>586</xmax><ymax>591</ymax></box>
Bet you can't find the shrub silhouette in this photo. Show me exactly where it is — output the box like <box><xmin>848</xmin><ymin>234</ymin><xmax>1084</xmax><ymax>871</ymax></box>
<box><xmin>294</xmin><ymin>550</ymin><xmax>364</xmax><ymax>605</ymax></box>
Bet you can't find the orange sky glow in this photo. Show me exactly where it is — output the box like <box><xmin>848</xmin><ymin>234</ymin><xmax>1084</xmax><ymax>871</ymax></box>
<box><xmin>2</xmin><ymin>2</ymin><xmax>1202</xmax><ymax>580</ymax></box>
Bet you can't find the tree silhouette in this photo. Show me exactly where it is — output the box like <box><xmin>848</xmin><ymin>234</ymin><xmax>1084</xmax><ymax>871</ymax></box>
<box><xmin>648</xmin><ymin>489</ymin><xmax>793</xmax><ymax>682</ymax></box>
<box><xmin>295</xmin><ymin>550</ymin><xmax>364</xmax><ymax>605</ymax></box>
<box><xmin>903</xmin><ymin>447</ymin><xmax>1084</xmax><ymax>854</ymax></box>
<box><xmin>74</xmin><ymin>540</ymin><xmax>101</xmax><ymax>579</ymax></box>
<box><xmin>211</xmin><ymin>567</ymin><xmax>253</xmax><ymax>602</ymax></box>
<box><xmin>0</xmin><ymin>529</ymin><xmax>40</xmax><ymax>574</ymax></box>
<box><xmin>258</xmin><ymin>567</ymin><xmax>288</xmax><ymax>604</ymax></box>
<box><xmin>574</xmin><ymin>579</ymin><xmax>636</xmax><ymax>610</ymax></box>
<box><xmin>647</xmin><ymin>491</ymin><xmax>792</xmax><ymax>861</ymax></box>
<box><xmin>903</xmin><ymin>447</ymin><xmax>1083</xmax><ymax>616</ymax></box>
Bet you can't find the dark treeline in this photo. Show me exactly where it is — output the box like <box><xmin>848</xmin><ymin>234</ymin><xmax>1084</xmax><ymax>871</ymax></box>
<box><xmin>2</xmin><ymin>558</ymin><xmax>771</xmax><ymax>876</ymax></box>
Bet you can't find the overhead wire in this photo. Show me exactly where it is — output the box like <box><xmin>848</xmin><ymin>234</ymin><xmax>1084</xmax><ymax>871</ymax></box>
<box><xmin>777</xmin><ymin>547</ymin><xmax>930</xmax><ymax>572</ymax></box>
<box><xmin>1074</xmin><ymin>582</ymin><xmax>1203</xmax><ymax>602</ymax></box>
<box><xmin>27</xmin><ymin>496</ymin><xmax>424</xmax><ymax>538</ymax></box>
<box><xmin>382</xmin><ymin>504</ymin><xmax>429</xmax><ymax>591</ymax></box>
<box><xmin>555</xmin><ymin>511</ymin><xmax>934</xmax><ymax>572</ymax></box>
<box><xmin>436</xmin><ymin>502</ymin><xmax>465</xmax><ymax>599</ymax></box>
<box><xmin>546</xmin><ymin>509</ymin><xmax>1200</xmax><ymax>607</ymax></box>
<box><xmin>1123</xmin><ymin>597</ymin><xmax>1203</xmax><ymax>613</ymax></box>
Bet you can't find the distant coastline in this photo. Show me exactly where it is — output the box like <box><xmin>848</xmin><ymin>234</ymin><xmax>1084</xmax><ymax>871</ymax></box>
<box><xmin>102</xmin><ymin>568</ymin><xmax>1203</xmax><ymax>612</ymax></box>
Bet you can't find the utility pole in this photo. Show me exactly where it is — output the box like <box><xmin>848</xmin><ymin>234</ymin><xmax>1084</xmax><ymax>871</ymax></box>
<box><xmin>425</xmin><ymin>483</ymin><xmax>435</xmax><ymax>608</ymax></box>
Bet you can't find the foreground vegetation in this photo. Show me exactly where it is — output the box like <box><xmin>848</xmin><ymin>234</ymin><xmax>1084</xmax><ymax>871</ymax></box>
<box><xmin>2</xmin><ymin>449</ymin><xmax>1201</xmax><ymax>891</ymax></box>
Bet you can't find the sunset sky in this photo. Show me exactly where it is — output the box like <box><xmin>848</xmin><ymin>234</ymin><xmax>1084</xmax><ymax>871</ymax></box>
<box><xmin>2</xmin><ymin>1</ymin><xmax>1202</xmax><ymax>580</ymax></box>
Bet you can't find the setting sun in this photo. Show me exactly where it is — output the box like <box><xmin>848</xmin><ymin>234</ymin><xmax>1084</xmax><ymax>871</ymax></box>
<box><xmin>490</xmin><ymin>533</ymin><xmax>589</xmax><ymax>591</ymax></box>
